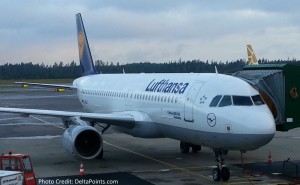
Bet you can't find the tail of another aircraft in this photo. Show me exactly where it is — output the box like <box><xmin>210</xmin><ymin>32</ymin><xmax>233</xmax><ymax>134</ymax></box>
<box><xmin>76</xmin><ymin>13</ymin><xmax>98</xmax><ymax>76</ymax></box>
<box><xmin>247</xmin><ymin>44</ymin><xmax>258</xmax><ymax>65</ymax></box>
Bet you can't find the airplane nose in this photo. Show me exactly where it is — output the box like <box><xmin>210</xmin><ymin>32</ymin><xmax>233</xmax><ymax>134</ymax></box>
<box><xmin>253</xmin><ymin>109</ymin><xmax>276</xmax><ymax>135</ymax></box>
<box><xmin>242</xmin><ymin>107</ymin><xmax>276</xmax><ymax>149</ymax></box>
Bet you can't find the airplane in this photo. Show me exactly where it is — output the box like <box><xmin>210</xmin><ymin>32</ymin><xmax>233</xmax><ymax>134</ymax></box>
<box><xmin>247</xmin><ymin>44</ymin><xmax>258</xmax><ymax>65</ymax></box>
<box><xmin>0</xmin><ymin>13</ymin><xmax>276</xmax><ymax>182</ymax></box>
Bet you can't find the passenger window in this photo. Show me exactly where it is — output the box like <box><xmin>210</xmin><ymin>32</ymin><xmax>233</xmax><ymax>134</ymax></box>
<box><xmin>252</xmin><ymin>95</ymin><xmax>265</xmax><ymax>105</ymax></box>
<box><xmin>218</xmin><ymin>96</ymin><xmax>232</xmax><ymax>107</ymax></box>
<box><xmin>232</xmin><ymin>96</ymin><xmax>253</xmax><ymax>106</ymax></box>
<box><xmin>210</xmin><ymin>95</ymin><xmax>222</xmax><ymax>107</ymax></box>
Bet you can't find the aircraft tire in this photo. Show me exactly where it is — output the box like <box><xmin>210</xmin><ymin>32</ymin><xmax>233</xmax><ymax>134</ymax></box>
<box><xmin>221</xmin><ymin>167</ymin><xmax>230</xmax><ymax>181</ymax></box>
<box><xmin>222</xmin><ymin>150</ymin><xmax>229</xmax><ymax>155</ymax></box>
<box><xmin>180</xmin><ymin>141</ymin><xmax>190</xmax><ymax>154</ymax></box>
<box><xmin>192</xmin><ymin>145</ymin><xmax>201</xmax><ymax>153</ymax></box>
<box><xmin>212</xmin><ymin>168</ymin><xmax>221</xmax><ymax>181</ymax></box>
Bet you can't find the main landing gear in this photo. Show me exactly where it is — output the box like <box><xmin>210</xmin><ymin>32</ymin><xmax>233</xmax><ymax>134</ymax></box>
<box><xmin>212</xmin><ymin>149</ymin><xmax>230</xmax><ymax>181</ymax></box>
<box><xmin>91</xmin><ymin>122</ymin><xmax>111</xmax><ymax>159</ymax></box>
<box><xmin>180</xmin><ymin>141</ymin><xmax>202</xmax><ymax>154</ymax></box>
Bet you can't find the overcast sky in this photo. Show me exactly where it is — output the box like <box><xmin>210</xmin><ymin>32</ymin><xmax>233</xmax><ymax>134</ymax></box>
<box><xmin>1</xmin><ymin>0</ymin><xmax>300</xmax><ymax>65</ymax></box>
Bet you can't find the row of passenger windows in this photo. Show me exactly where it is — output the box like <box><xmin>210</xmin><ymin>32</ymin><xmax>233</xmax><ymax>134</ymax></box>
<box><xmin>210</xmin><ymin>95</ymin><xmax>265</xmax><ymax>107</ymax></box>
<box><xmin>80</xmin><ymin>89</ymin><xmax>179</xmax><ymax>103</ymax></box>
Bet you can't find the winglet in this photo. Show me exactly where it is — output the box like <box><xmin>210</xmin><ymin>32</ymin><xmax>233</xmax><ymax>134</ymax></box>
<box><xmin>76</xmin><ymin>13</ymin><xmax>98</xmax><ymax>76</ymax></box>
<box><xmin>247</xmin><ymin>44</ymin><xmax>258</xmax><ymax>65</ymax></box>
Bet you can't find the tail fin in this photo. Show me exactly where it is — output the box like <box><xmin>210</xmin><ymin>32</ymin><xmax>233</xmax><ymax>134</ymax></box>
<box><xmin>76</xmin><ymin>13</ymin><xmax>98</xmax><ymax>76</ymax></box>
<box><xmin>247</xmin><ymin>44</ymin><xmax>258</xmax><ymax>65</ymax></box>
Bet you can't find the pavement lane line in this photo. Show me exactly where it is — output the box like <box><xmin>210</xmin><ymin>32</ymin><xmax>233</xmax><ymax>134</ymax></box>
<box><xmin>0</xmin><ymin>117</ymin><xmax>24</xmax><ymax>121</ymax></box>
<box><xmin>103</xmin><ymin>140</ymin><xmax>212</xmax><ymax>181</ymax></box>
<box><xmin>103</xmin><ymin>141</ymin><xmax>275</xmax><ymax>184</ymax></box>
<box><xmin>0</xmin><ymin>135</ymin><xmax>61</xmax><ymax>139</ymax></box>
<box><xmin>132</xmin><ymin>166</ymin><xmax>213</xmax><ymax>173</ymax></box>
<box><xmin>31</xmin><ymin>115</ymin><xmax>65</xmax><ymax>129</ymax></box>
<box><xmin>0</xmin><ymin>123</ymin><xmax>60</xmax><ymax>126</ymax></box>
<box><xmin>3</xmin><ymin>94</ymin><xmax>76</xmax><ymax>100</ymax></box>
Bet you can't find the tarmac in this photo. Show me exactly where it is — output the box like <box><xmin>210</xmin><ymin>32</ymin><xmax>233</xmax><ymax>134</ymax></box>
<box><xmin>0</xmin><ymin>86</ymin><xmax>300</xmax><ymax>184</ymax></box>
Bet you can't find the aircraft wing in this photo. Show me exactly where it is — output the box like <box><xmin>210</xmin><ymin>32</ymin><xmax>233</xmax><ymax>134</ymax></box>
<box><xmin>0</xmin><ymin>107</ymin><xmax>135</xmax><ymax>128</ymax></box>
<box><xmin>14</xmin><ymin>82</ymin><xmax>76</xmax><ymax>90</ymax></box>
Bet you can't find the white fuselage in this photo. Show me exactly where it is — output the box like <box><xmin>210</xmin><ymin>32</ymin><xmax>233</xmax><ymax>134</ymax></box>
<box><xmin>73</xmin><ymin>73</ymin><xmax>276</xmax><ymax>151</ymax></box>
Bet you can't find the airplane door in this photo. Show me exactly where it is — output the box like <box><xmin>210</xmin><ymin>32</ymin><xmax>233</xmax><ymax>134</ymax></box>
<box><xmin>184</xmin><ymin>82</ymin><xmax>203</xmax><ymax>122</ymax></box>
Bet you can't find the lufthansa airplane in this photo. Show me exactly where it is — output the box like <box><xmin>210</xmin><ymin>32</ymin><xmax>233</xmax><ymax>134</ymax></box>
<box><xmin>0</xmin><ymin>14</ymin><xmax>275</xmax><ymax>181</ymax></box>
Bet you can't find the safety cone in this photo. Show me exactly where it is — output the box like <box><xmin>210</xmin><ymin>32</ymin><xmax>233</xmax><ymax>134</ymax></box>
<box><xmin>268</xmin><ymin>151</ymin><xmax>272</xmax><ymax>164</ymax></box>
<box><xmin>79</xmin><ymin>162</ymin><xmax>85</xmax><ymax>175</ymax></box>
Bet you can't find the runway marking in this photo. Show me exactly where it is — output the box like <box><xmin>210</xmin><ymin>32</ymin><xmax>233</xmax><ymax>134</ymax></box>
<box><xmin>0</xmin><ymin>115</ymin><xmax>65</xmax><ymax>129</ymax></box>
<box><xmin>0</xmin><ymin>135</ymin><xmax>61</xmax><ymax>139</ymax></box>
<box><xmin>103</xmin><ymin>140</ymin><xmax>213</xmax><ymax>181</ymax></box>
<box><xmin>132</xmin><ymin>166</ymin><xmax>213</xmax><ymax>173</ymax></box>
<box><xmin>0</xmin><ymin>115</ymin><xmax>64</xmax><ymax>129</ymax></box>
<box><xmin>104</xmin><ymin>141</ymin><xmax>291</xmax><ymax>184</ymax></box>
<box><xmin>0</xmin><ymin>117</ymin><xmax>24</xmax><ymax>121</ymax></box>
<box><xmin>3</xmin><ymin>94</ymin><xmax>75</xmax><ymax>100</ymax></box>
<box><xmin>0</xmin><ymin>123</ymin><xmax>61</xmax><ymax>126</ymax></box>
<box><xmin>31</xmin><ymin>115</ymin><xmax>65</xmax><ymax>129</ymax></box>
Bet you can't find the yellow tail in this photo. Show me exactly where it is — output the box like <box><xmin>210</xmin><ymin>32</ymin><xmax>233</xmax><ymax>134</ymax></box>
<box><xmin>247</xmin><ymin>44</ymin><xmax>258</xmax><ymax>65</ymax></box>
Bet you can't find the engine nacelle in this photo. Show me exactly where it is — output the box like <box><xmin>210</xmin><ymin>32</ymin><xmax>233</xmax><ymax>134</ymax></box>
<box><xmin>62</xmin><ymin>125</ymin><xmax>103</xmax><ymax>160</ymax></box>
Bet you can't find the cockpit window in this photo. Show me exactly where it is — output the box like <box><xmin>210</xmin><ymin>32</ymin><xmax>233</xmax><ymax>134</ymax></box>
<box><xmin>252</xmin><ymin>95</ymin><xmax>265</xmax><ymax>105</ymax></box>
<box><xmin>232</xmin><ymin>96</ymin><xmax>253</xmax><ymax>106</ymax></box>
<box><xmin>218</xmin><ymin>95</ymin><xmax>232</xmax><ymax>107</ymax></box>
<box><xmin>209</xmin><ymin>95</ymin><xmax>222</xmax><ymax>107</ymax></box>
<box><xmin>210</xmin><ymin>94</ymin><xmax>265</xmax><ymax>107</ymax></box>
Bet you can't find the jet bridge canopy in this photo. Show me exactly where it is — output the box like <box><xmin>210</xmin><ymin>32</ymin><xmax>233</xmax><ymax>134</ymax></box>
<box><xmin>234</xmin><ymin>64</ymin><xmax>300</xmax><ymax>131</ymax></box>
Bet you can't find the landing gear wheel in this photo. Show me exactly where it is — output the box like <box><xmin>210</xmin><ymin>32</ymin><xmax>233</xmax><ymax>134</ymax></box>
<box><xmin>212</xmin><ymin>168</ymin><xmax>221</xmax><ymax>181</ymax></box>
<box><xmin>212</xmin><ymin>149</ymin><xmax>230</xmax><ymax>181</ymax></box>
<box><xmin>192</xmin><ymin>145</ymin><xmax>201</xmax><ymax>153</ymax></box>
<box><xmin>180</xmin><ymin>141</ymin><xmax>190</xmax><ymax>154</ymax></box>
<box><xmin>221</xmin><ymin>167</ymin><xmax>230</xmax><ymax>181</ymax></box>
<box><xmin>222</xmin><ymin>149</ymin><xmax>229</xmax><ymax>155</ymax></box>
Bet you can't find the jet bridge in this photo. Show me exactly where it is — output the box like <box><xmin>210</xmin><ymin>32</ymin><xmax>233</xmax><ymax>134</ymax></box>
<box><xmin>234</xmin><ymin>64</ymin><xmax>300</xmax><ymax>131</ymax></box>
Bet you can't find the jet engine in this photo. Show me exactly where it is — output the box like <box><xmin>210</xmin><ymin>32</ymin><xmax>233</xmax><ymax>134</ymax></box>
<box><xmin>62</xmin><ymin>125</ymin><xmax>103</xmax><ymax>160</ymax></box>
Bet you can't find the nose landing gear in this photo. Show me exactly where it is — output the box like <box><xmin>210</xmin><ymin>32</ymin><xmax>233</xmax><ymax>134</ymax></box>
<box><xmin>212</xmin><ymin>149</ymin><xmax>230</xmax><ymax>181</ymax></box>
